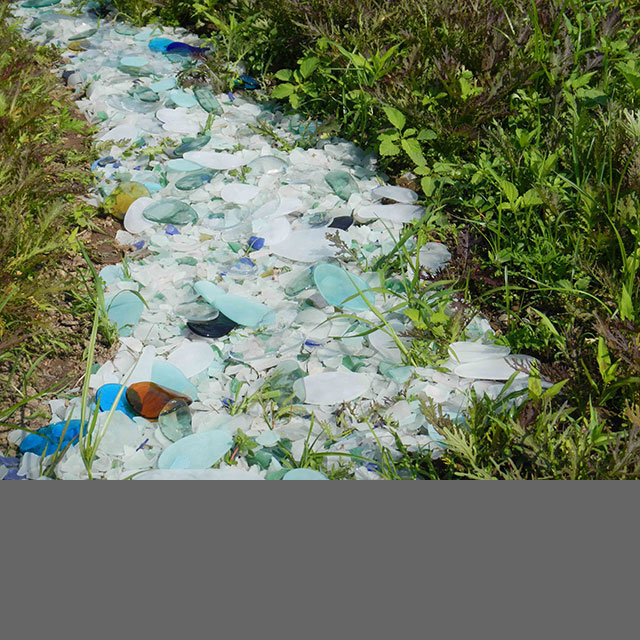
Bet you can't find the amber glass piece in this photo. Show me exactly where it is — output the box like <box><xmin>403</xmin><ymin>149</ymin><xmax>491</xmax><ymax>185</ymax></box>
<box><xmin>126</xmin><ymin>382</ymin><xmax>192</xmax><ymax>420</ymax></box>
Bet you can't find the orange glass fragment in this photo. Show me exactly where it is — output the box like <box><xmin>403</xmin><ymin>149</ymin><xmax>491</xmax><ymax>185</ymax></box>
<box><xmin>126</xmin><ymin>382</ymin><xmax>192</xmax><ymax>420</ymax></box>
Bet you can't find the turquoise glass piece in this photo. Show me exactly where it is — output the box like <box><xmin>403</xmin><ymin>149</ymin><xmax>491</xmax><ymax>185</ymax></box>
<box><xmin>313</xmin><ymin>263</ymin><xmax>374</xmax><ymax>310</ymax></box>
<box><xmin>168</xmin><ymin>89</ymin><xmax>197</xmax><ymax>108</ymax></box>
<box><xmin>151</xmin><ymin>361</ymin><xmax>199</xmax><ymax>399</ymax></box>
<box><xmin>148</xmin><ymin>37</ymin><xmax>174</xmax><ymax>53</ymax></box>
<box><xmin>96</xmin><ymin>384</ymin><xmax>136</xmax><ymax>418</ymax></box>
<box><xmin>282</xmin><ymin>469</ymin><xmax>329</xmax><ymax>480</ymax></box>
<box><xmin>120</xmin><ymin>56</ymin><xmax>148</xmax><ymax>68</ymax></box>
<box><xmin>98</xmin><ymin>264</ymin><xmax>124</xmax><ymax>285</ymax></box>
<box><xmin>256</xmin><ymin>431</ymin><xmax>280</xmax><ymax>447</ymax></box>
<box><xmin>158</xmin><ymin>399</ymin><xmax>192</xmax><ymax>442</ymax></box>
<box><xmin>378</xmin><ymin>362</ymin><xmax>413</xmax><ymax>384</ymax></box>
<box><xmin>193</xmin><ymin>87</ymin><xmax>223</xmax><ymax>114</ymax></box>
<box><xmin>166</xmin><ymin>158</ymin><xmax>201</xmax><ymax>172</ymax></box>
<box><xmin>20</xmin><ymin>420</ymin><xmax>83</xmax><ymax>456</ymax></box>
<box><xmin>105</xmin><ymin>290</ymin><xmax>144</xmax><ymax>337</ymax></box>
<box><xmin>174</xmin><ymin>135</ymin><xmax>210</xmax><ymax>157</ymax></box>
<box><xmin>325</xmin><ymin>170</ymin><xmax>359</xmax><ymax>200</ymax></box>
<box><xmin>194</xmin><ymin>280</ymin><xmax>225</xmax><ymax>304</ymax></box>
<box><xmin>69</xmin><ymin>28</ymin><xmax>97</xmax><ymax>41</ymax></box>
<box><xmin>212</xmin><ymin>295</ymin><xmax>274</xmax><ymax>328</ymax></box>
<box><xmin>174</xmin><ymin>169</ymin><xmax>216</xmax><ymax>190</ymax></box>
<box><xmin>21</xmin><ymin>0</ymin><xmax>60</xmax><ymax>6</ymax></box>
<box><xmin>150</xmin><ymin>77</ymin><xmax>177</xmax><ymax>92</ymax></box>
<box><xmin>142</xmin><ymin>199</ymin><xmax>198</xmax><ymax>225</ymax></box>
<box><xmin>157</xmin><ymin>430</ymin><xmax>233</xmax><ymax>470</ymax></box>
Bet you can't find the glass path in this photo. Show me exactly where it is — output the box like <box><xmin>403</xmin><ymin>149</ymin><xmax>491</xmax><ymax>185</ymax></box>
<box><xmin>4</xmin><ymin>0</ymin><xmax>539</xmax><ymax>480</ymax></box>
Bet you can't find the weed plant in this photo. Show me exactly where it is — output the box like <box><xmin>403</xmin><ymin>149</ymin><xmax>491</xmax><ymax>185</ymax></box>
<box><xmin>0</xmin><ymin>4</ymin><xmax>99</xmax><ymax>441</ymax></box>
<box><xmin>93</xmin><ymin>0</ymin><xmax>640</xmax><ymax>477</ymax></box>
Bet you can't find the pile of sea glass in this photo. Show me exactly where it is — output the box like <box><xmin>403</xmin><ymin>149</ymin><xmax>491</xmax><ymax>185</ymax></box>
<box><xmin>2</xmin><ymin>0</ymin><xmax>538</xmax><ymax>480</ymax></box>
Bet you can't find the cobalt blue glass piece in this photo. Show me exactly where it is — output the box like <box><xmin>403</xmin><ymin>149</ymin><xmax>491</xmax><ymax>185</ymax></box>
<box><xmin>247</xmin><ymin>236</ymin><xmax>264</xmax><ymax>251</ymax></box>
<box><xmin>133</xmin><ymin>240</ymin><xmax>145</xmax><ymax>250</ymax></box>
<box><xmin>329</xmin><ymin>215</ymin><xmax>353</xmax><ymax>230</ymax></box>
<box><xmin>92</xmin><ymin>156</ymin><xmax>116</xmax><ymax>170</ymax></box>
<box><xmin>165</xmin><ymin>42</ymin><xmax>208</xmax><ymax>56</ymax></box>
<box><xmin>165</xmin><ymin>224</ymin><xmax>181</xmax><ymax>235</ymax></box>
<box><xmin>0</xmin><ymin>456</ymin><xmax>19</xmax><ymax>468</ymax></box>
<box><xmin>187</xmin><ymin>312</ymin><xmax>238</xmax><ymax>338</ymax></box>
<box><xmin>238</xmin><ymin>257</ymin><xmax>254</xmax><ymax>266</ymax></box>
<box><xmin>238</xmin><ymin>74</ymin><xmax>260</xmax><ymax>90</ymax></box>
<box><xmin>20</xmin><ymin>420</ymin><xmax>84</xmax><ymax>456</ymax></box>
<box><xmin>2</xmin><ymin>469</ymin><xmax>23</xmax><ymax>480</ymax></box>
<box><xmin>226</xmin><ymin>91</ymin><xmax>235</xmax><ymax>102</ymax></box>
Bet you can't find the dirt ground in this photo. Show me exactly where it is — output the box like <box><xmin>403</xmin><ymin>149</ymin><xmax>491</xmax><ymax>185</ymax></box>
<box><xmin>0</xmin><ymin>216</ymin><xmax>124</xmax><ymax>454</ymax></box>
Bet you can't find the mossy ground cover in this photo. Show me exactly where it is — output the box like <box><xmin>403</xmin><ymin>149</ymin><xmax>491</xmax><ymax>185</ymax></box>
<box><xmin>0</xmin><ymin>4</ymin><xmax>121</xmax><ymax>448</ymax></box>
<box><xmin>98</xmin><ymin>0</ymin><xmax>640</xmax><ymax>478</ymax></box>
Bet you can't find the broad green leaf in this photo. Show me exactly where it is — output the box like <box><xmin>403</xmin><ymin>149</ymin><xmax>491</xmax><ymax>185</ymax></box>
<box><xmin>520</xmin><ymin>188</ymin><xmax>543</xmax><ymax>207</ymax></box>
<box><xmin>379</xmin><ymin>137</ymin><xmax>400</xmax><ymax>156</ymax></box>
<box><xmin>528</xmin><ymin>364</ymin><xmax>542</xmax><ymax>400</ymax></box>
<box><xmin>617</xmin><ymin>61</ymin><xmax>640</xmax><ymax>90</ymax></box>
<box><xmin>378</xmin><ymin>131</ymin><xmax>399</xmax><ymax>141</ymax></box>
<box><xmin>417</xmin><ymin>128</ymin><xmax>437</xmax><ymax>141</ymax></box>
<box><xmin>404</xmin><ymin>308</ymin><xmax>426</xmax><ymax>329</ymax></box>
<box><xmin>597</xmin><ymin>336</ymin><xmax>612</xmax><ymax>380</ymax></box>
<box><xmin>620</xmin><ymin>283</ymin><xmax>634</xmax><ymax>321</ymax></box>
<box><xmin>289</xmin><ymin>93</ymin><xmax>300</xmax><ymax>109</ymax></box>
<box><xmin>300</xmin><ymin>56</ymin><xmax>320</xmax><ymax>79</ymax></box>
<box><xmin>271</xmin><ymin>83</ymin><xmax>295</xmax><ymax>98</ymax></box>
<box><xmin>401</xmin><ymin>137</ymin><xmax>426</xmax><ymax>166</ymax></box>
<box><xmin>499</xmin><ymin>179</ymin><xmax>519</xmax><ymax>203</ymax></box>
<box><xmin>383</xmin><ymin>106</ymin><xmax>406</xmax><ymax>131</ymax></box>
<box><xmin>569</xmin><ymin>71</ymin><xmax>595</xmax><ymax>90</ymax></box>
<box><xmin>577</xmin><ymin>87</ymin><xmax>607</xmax><ymax>101</ymax></box>
<box><xmin>542</xmin><ymin>379</ymin><xmax>568</xmax><ymax>400</ymax></box>
<box><xmin>274</xmin><ymin>69</ymin><xmax>293</xmax><ymax>81</ymax></box>
<box><xmin>421</xmin><ymin>176</ymin><xmax>436</xmax><ymax>197</ymax></box>
<box><xmin>429</xmin><ymin>309</ymin><xmax>448</xmax><ymax>325</ymax></box>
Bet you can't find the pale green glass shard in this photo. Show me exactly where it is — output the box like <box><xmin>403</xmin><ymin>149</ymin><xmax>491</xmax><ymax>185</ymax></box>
<box><xmin>69</xmin><ymin>27</ymin><xmax>97</xmax><ymax>41</ymax></box>
<box><xmin>142</xmin><ymin>199</ymin><xmax>198</xmax><ymax>225</ymax></box>
<box><xmin>325</xmin><ymin>170</ymin><xmax>359</xmax><ymax>200</ymax></box>
<box><xmin>158</xmin><ymin>400</ymin><xmax>193</xmax><ymax>442</ymax></box>
<box><xmin>174</xmin><ymin>135</ymin><xmax>210</xmax><ymax>157</ymax></box>
<box><xmin>193</xmin><ymin>87</ymin><xmax>223</xmax><ymax>114</ymax></box>
<box><xmin>174</xmin><ymin>169</ymin><xmax>216</xmax><ymax>191</ymax></box>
